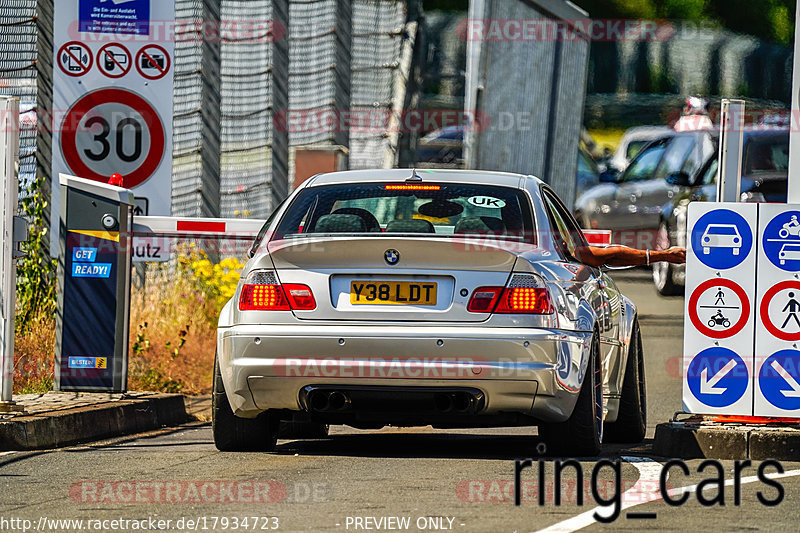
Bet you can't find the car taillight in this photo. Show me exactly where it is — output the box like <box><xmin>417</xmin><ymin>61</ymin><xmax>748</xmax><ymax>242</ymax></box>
<box><xmin>238</xmin><ymin>270</ymin><xmax>316</xmax><ymax>311</ymax></box>
<box><xmin>495</xmin><ymin>287</ymin><xmax>553</xmax><ymax>314</ymax></box>
<box><xmin>467</xmin><ymin>275</ymin><xmax>554</xmax><ymax>315</ymax></box>
<box><xmin>467</xmin><ymin>287</ymin><xmax>503</xmax><ymax>312</ymax></box>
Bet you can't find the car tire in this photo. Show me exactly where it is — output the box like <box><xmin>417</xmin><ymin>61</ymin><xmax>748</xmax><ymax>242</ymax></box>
<box><xmin>212</xmin><ymin>353</ymin><xmax>278</xmax><ymax>452</ymax></box>
<box><xmin>653</xmin><ymin>222</ymin><xmax>682</xmax><ymax>296</ymax></box>
<box><xmin>278</xmin><ymin>417</ymin><xmax>330</xmax><ymax>439</ymax></box>
<box><xmin>604</xmin><ymin>319</ymin><xmax>646</xmax><ymax>444</ymax></box>
<box><xmin>540</xmin><ymin>333</ymin><xmax>603</xmax><ymax>456</ymax></box>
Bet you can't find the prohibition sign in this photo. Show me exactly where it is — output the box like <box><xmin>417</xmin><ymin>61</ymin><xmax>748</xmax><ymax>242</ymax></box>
<box><xmin>760</xmin><ymin>280</ymin><xmax>800</xmax><ymax>341</ymax></box>
<box><xmin>97</xmin><ymin>43</ymin><xmax>132</xmax><ymax>78</ymax></box>
<box><xmin>688</xmin><ymin>278</ymin><xmax>750</xmax><ymax>339</ymax></box>
<box><xmin>135</xmin><ymin>44</ymin><xmax>171</xmax><ymax>80</ymax></box>
<box><xmin>57</xmin><ymin>41</ymin><xmax>92</xmax><ymax>77</ymax></box>
<box><xmin>60</xmin><ymin>88</ymin><xmax>165</xmax><ymax>187</ymax></box>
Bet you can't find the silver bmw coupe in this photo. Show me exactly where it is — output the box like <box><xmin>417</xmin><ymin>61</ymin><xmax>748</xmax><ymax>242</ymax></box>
<box><xmin>214</xmin><ymin>169</ymin><xmax>645</xmax><ymax>456</ymax></box>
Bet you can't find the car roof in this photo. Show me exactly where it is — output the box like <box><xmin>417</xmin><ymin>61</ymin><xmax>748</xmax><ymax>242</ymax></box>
<box><xmin>620</xmin><ymin>126</ymin><xmax>675</xmax><ymax>142</ymax></box>
<box><xmin>305</xmin><ymin>168</ymin><xmax>538</xmax><ymax>189</ymax></box>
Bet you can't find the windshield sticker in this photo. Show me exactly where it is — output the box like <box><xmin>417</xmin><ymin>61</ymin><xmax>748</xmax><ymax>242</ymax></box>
<box><xmin>467</xmin><ymin>196</ymin><xmax>506</xmax><ymax>209</ymax></box>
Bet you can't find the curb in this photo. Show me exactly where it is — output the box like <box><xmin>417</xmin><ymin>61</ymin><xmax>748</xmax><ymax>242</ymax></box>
<box><xmin>654</xmin><ymin>421</ymin><xmax>800</xmax><ymax>460</ymax></box>
<box><xmin>0</xmin><ymin>394</ymin><xmax>190</xmax><ymax>451</ymax></box>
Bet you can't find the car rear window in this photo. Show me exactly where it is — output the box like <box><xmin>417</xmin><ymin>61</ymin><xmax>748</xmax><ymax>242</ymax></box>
<box><xmin>274</xmin><ymin>182</ymin><xmax>534</xmax><ymax>242</ymax></box>
<box><xmin>745</xmin><ymin>135</ymin><xmax>789</xmax><ymax>174</ymax></box>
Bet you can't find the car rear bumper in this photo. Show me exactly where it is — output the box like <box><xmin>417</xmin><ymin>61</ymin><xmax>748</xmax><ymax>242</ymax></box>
<box><xmin>217</xmin><ymin>324</ymin><xmax>593</xmax><ymax>424</ymax></box>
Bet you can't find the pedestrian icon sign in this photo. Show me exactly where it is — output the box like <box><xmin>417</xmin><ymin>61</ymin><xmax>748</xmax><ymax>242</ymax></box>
<box><xmin>688</xmin><ymin>278</ymin><xmax>750</xmax><ymax>339</ymax></box>
<box><xmin>758</xmin><ymin>350</ymin><xmax>800</xmax><ymax>411</ymax></box>
<box><xmin>687</xmin><ymin>347</ymin><xmax>749</xmax><ymax>408</ymax></box>
<box><xmin>691</xmin><ymin>209</ymin><xmax>753</xmax><ymax>269</ymax></box>
<box><xmin>759</xmin><ymin>280</ymin><xmax>800</xmax><ymax>341</ymax></box>
<box><xmin>762</xmin><ymin>211</ymin><xmax>800</xmax><ymax>271</ymax></box>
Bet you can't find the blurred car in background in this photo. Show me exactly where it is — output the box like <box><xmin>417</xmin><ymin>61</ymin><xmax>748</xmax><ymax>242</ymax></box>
<box><xmin>653</xmin><ymin>127</ymin><xmax>788</xmax><ymax>294</ymax></box>
<box><xmin>605</xmin><ymin>126</ymin><xmax>675</xmax><ymax>174</ymax></box>
<box><xmin>576</xmin><ymin>146</ymin><xmax>601</xmax><ymax>198</ymax></box>
<box><xmin>574</xmin><ymin>129</ymin><xmax>717</xmax><ymax>248</ymax></box>
<box><xmin>417</xmin><ymin>125</ymin><xmax>464</xmax><ymax>165</ymax></box>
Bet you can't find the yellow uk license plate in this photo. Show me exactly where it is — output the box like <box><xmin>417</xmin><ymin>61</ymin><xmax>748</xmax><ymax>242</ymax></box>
<box><xmin>350</xmin><ymin>281</ymin><xmax>437</xmax><ymax>305</ymax></box>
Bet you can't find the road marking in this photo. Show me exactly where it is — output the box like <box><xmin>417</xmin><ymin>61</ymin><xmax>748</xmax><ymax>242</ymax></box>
<box><xmin>533</xmin><ymin>457</ymin><xmax>800</xmax><ymax>533</ymax></box>
<box><xmin>0</xmin><ymin>451</ymin><xmax>15</xmax><ymax>457</ymax></box>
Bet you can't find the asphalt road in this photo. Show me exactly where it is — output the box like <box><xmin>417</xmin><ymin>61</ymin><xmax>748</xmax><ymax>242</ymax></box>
<box><xmin>2</xmin><ymin>271</ymin><xmax>799</xmax><ymax>533</ymax></box>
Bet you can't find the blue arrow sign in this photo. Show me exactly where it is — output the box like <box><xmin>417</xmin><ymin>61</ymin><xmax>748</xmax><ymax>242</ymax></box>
<box><xmin>759</xmin><ymin>350</ymin><xmax>800</xmax><ymax>411</ymax></box>
<box><xmin>691</xmin><ymin>209</ymin><xmax>753</xmax><ymax>270</ymax></box>
<box><xmin>762</xmin><ymin>211</ymin><xmax>800</xmax><ymax>272</ymax></box>
<box><xmin>687</xmin><ymin>347</ymin><xmax>749</xmax><ymax>407</ymax></box>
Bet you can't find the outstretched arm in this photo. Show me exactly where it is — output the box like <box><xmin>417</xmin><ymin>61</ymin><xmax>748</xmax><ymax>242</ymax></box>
<box><xmin>574</xmin><ymin>245</ymin><xmax>686</xmax><ymax>268</ymax></box>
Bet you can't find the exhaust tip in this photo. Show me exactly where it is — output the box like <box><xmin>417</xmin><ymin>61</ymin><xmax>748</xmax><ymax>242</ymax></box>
<box><xmin>434</xmin><ymin>393</ymin><xmax>453</xmax><ymax>412</ymax></box>
<box><xmin>328</xmin><ymin>391</ymin><xmax>350</xmax><ymax>411</ymax></box>
<box><xmin>309</xmin><ymin>391</ymin><xmax>329</xmax><ymax>411</ymax></box>
<box><xmin>453</xmin><ymin>392</ymin><xmax>472</xmax><ymax>412</ymax></box>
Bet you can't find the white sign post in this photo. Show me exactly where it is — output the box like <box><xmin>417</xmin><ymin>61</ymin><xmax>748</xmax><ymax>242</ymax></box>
<box><xmin>51</xmin><ymin>0</ymin><xmax>175</xmax><ymax>256</ymax></box>
<box><xmin>716</xmin><ymin>99</ymin><xmax>745</xmax><ymax>203</ymax></box>
<box><xmin>0</xmin><ymin>97</ymin><xmax>20</xmax><ymax>410</ymax></box>
<box><xmin>787</xmin><ymin>5</ymin><xmax>800</xmax><ymax>203</ymax></box>
<box><xmin>683</xmin><ymin>202</ymin><xmax>757</xmax><ymax>415</ymax></box>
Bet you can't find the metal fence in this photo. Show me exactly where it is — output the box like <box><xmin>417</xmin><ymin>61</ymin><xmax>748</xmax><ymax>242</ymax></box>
<box><xmin>0</xmin><ymin>1</ymin><xmax>37</xmax><ymax>189</ymax></box>
<box><xmin>0</xmin><ymin>0</ymin><xmax>415</xmax><ymax>224</ymax></box>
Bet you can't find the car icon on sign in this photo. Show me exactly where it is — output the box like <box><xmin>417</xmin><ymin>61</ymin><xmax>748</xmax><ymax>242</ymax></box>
<box><xmin>779</xmin><ymin>243</ymin><xmax>800</xmax><ymax>265</ymax></box>
<box><xmin>701</xmin><ymin>224</ymin><xmax>742</xmax><ymax>255</ymax></box>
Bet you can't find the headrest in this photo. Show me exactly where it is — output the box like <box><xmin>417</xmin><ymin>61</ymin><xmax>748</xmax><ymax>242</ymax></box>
<box><xmin>454</xmin><ymin>216</ymin><xmax>506</xmax><ymax>234</ymax></box>
<box><xmin>385</xmin><ymin>219</ymin><xmax>435</xmax><ymax>233</ymax></box>
<box><xmin>314</xmin><ymin>214</ymin><xmax>366</xmax><ymax>233</ymax></box>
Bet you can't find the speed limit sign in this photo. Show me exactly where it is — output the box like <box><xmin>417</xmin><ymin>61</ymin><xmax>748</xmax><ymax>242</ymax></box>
<box><xmin>60</xmin><ymin>88</ymin><xmax>165</xmax><ymax>187</ymax></box>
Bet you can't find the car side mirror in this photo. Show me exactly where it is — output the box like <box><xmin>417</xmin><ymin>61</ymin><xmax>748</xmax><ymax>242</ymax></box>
<box><xmin>598</xmin><ymin>169</ymin><xmax>620</xmax><ymax>183</ymax></box>
<box><xmin>666</xmin><ymin>171</ymin><xmax>691</xmax><ymax>186</ymax></box>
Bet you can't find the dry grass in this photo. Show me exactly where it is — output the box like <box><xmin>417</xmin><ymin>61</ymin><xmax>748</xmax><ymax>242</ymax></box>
<box><xmin>128</xmin><ymin>263</ymin><xmax>220</xmax><ymax>394</ymax></box>
<box><xmin>13</xmin><ymin>314</ymin><xmax>55</xmax><ymax>394</ymax></box>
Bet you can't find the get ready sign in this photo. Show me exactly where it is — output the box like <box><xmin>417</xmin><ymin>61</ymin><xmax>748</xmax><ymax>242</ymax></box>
<box><xmin>684</xmin><ymin>202</ymin><xmax>800</xmax><ymax>417</ymax></box>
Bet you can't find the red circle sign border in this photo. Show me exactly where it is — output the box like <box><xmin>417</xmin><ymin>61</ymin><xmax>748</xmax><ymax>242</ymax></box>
<box><xmin>57</xmin><ymin>41</ymin><xmax>93</xmax><ymax>78</ymax></box>
<box><xmin>135</xmin><ymin>44</ymin><xmax>171</xmax><ymax>81</ymax></box>
<box><xmin>760</xmin><ymin>280</ymin><xmax>800</xmax><ymax>341</ymax></box>
<box><xmin>97</xmin><ymin>43</ymin><xmax>132</xmax><ymax>79</ymax></box>
<box><xmin>60</xmin><ymin>88</ymin><xmax>165</xmax><ymax>188</ymax></box>
<box><xmin>688</xmin><ymin>278</ymin><xmax>751</xmax><ymax>339</ymax></box>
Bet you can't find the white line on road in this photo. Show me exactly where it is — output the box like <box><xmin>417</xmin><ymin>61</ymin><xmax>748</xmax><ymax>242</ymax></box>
<box><xmin>534</xmin><ymin>457</ymin><xmax>800</xmax><ymax>533</ymax></box>
<box><xmin>0</xmin><ymin>451</ymin><xmax>15</xmax><ymax>457</ymax></box>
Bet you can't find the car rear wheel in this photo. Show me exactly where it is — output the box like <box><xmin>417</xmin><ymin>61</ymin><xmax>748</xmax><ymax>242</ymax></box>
<box><xmin>653</xmin><ymin>222</ymin><xmax>682</xmax><ymax>296</ymax></box>
<box><xmin>212</xmin><ymin>353</ymin><xmax>278</xmax><ymax>452</ymax></box>
<box><xmin>604</xmin><ymin>319</ymin><xmax>646</xmax><ymax>443</ymax></box>
<box><xmin>539</xmin><ymin>333</ymin><xmax>603</xmax><ymax>456</ymax></box>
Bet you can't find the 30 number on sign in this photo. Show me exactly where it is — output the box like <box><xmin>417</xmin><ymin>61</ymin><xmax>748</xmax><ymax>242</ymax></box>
<box><xmin>60</xmin><ymin>88</ymin><xmax>165</xmax><ymax>187</ymax></box>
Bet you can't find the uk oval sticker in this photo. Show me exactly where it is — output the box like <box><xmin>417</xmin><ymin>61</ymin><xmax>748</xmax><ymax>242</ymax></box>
<box><xmin>467</xmin><ymin>196</ymin><xmax>506</xmax><ymax>209</ymax></box>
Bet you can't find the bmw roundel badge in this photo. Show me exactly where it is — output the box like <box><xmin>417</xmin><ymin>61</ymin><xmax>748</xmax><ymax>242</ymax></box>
<box><xmin>384</xmin><ymin>249</ymin><xmax>400</xmax><ymax>265</ymax></box>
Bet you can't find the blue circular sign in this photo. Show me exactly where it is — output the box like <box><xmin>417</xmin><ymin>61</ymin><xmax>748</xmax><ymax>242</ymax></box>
<box><xmin>759</xmin><ymin>350</ymin><xmax>800</xmax><ymax>411</ymax></box>
<box><xmin>687</xmin><ymin>347</ymin><xmax>749</xmax><ymax>408</ymax></box>
<box><xmin>762</xmin><ymin>211</ymin><xmax>800</xmax><ymax>271</ymax></box>
<box><xmin>691</xmin><ymin>210</ymin><xmax>752</xmax><ymax>270</ymax></box>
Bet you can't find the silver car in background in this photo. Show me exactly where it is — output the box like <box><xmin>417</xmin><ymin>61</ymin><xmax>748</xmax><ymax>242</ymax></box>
<box><xmin>214</xmin><ymin>169</ymin><xmax>645</xmax><ymax>456</ymax></box>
